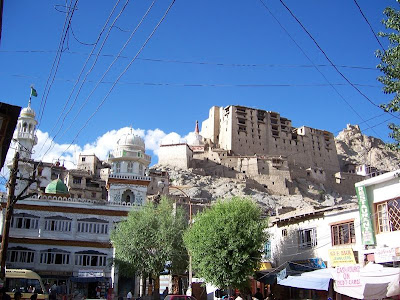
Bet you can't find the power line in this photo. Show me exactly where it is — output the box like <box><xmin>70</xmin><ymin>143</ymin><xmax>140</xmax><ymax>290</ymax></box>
<box><xmin>278</xmin><ymin>0</ymin><xmax>400</xmax><ymax>123</ymax></box>
<box><xmin>353</xmin><ymin>0</ymin><xmax>385</xmax><ymax>51</ymax></box>
<box><xmin>37</xmin><ymin>0</ymin><xmax>79</xmax><ymax>127</ymax></box>
<box><xmin>36</xmin><ymin>0</ymin><xmax>127</xmax><ymax>159</ymax></box>
<box><xmin>56</xmin><ymin>0</ymin><xmax>158</xmax><ymax>143</ymax></box>
<box><xmin>258</xmin><ymin>0</ymin><xmax>384</xmax><ymax>141</ymax></box>
<box><xmin>0</xmin><ymin>73</ymin><xmax>383</xmax><ymax>88</ymax></box>
<box><xmin>57</xmin><ymin>0</ymin><xmax>177</xmax><ymax>160</ymax></box>
<box><xmin>0</xmin><ymin>49</ymin><xmax>379</xmax><ymax>71</ymax></box>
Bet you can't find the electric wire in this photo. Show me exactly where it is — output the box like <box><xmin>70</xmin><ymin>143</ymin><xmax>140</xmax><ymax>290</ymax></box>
<box><xmin>57</xmin><ymin>0</ymin><xmax>158</xmax><ymax>143</ymax></box>
<box><xmin>37</xmin><ymin>0</ymin><xmax>79</xmax><ymax>127</ymax></box>
<box><xmin>36</xmin><ymin>0</ymin><xmax>127</xmax><ymax>159</ymax></box>
<box><xmin>0</xmin><ymin>49</ymin><xmax>379</xmax><ymax>71</ymax></box>
<box><xmin>278</xmin><ymin>0</ymin><xmax>400</xmax><ymax>123</ymax></box>
<box><xmin>56</xmin><ymin>0</ymin><xmax>176</xmax><ymax>161</ymax></box>
<box><xmin>258</xmin><ymin>0</ymin><xmax>385</xmax><ymax>142</ymax></box>
<box><xmin>353</xmin><ymin>0</ymin><xmax>385</xmax><ymax>51</ymax></box>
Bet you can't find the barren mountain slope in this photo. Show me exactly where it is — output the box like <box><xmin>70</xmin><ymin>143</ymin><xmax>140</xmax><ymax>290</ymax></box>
<box><xmin>335</xmin><ymin>125</ymin><xmax>400</xmax><ymax>171</ymax></box>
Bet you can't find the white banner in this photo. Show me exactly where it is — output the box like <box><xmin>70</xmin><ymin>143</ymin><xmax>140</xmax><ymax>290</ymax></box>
<box><xmin>374</xmin><ymin>247</ymin><xmax>396</xmax><ymax>264</ymax></box>
<box><xmin>333</xmin><ymin>265</ymin><xmax>361</xmax><ymax>287</ymax></box>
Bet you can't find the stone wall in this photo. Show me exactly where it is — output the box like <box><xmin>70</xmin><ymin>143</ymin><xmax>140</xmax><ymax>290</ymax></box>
<box><xmin>158</xmin><ymin>144</ymin><xmax>193</xmax><ymax>169</ymax></box>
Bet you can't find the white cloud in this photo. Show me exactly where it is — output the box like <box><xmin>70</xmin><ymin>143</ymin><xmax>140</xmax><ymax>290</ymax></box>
<box><xmin>0</xmin><ymin>126</ymin><xmax>194</xmax><ymax>191</ymax></box>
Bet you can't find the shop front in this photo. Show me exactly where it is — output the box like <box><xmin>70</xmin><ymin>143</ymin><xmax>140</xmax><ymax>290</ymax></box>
<box><xmin>70</xmin><ymin>269</ymin><xmax>111</xmax><ymax>299</ymax></box>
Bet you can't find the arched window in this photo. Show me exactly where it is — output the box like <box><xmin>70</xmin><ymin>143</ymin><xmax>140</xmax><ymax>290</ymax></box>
<box><xmin>127</xmin><ymin>162</ymin><xmax>133</xmax><ymax>173</ymax></box>
<box><xmin>116</xmin><ymin>162</ymin><xmax>121</xmax><ymax>173</ymax></box>
<box><xmin>28</xmin><ymin>124</ymin><xmax>32</xmax><ymax>133</ymax></box>
<box><xmin>22</xmin><ymin>123</ymin><xmax>27</xmax><ymax>133</ymax></box>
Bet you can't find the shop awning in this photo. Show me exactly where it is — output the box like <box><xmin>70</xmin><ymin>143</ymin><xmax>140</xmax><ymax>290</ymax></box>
<box><xmin>69</xmin><ymin>277</ymin><xmax>108</xmax><ymax>283</ymax></box>
<box><xmin>278</xmin><ymin>268</ymin><xmax>333</xmax><ymax>291</ymax></box>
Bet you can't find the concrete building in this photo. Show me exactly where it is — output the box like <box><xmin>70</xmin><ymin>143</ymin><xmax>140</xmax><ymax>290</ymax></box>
<box><xmin>269</xmin><ymin>204</ymin><xmax>364</xmax><ymax>269</ymax></box>
<box><xmin>1</xmin><ymin>101</ymin><xmax>168</xmax><ymax>298</ymax></box>
<box><xmin>355</xmin><ymin>169</ymin><xmax>400</xmax><ymax>265</ymax></box>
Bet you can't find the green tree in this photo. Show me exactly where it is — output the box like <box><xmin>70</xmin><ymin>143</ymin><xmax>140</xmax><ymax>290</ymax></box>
<box><xmin>183</xmin><ymin>197</ymin><xmax>268</xmax><ymax>290</ymax></box>
<box><xmin>376</xmin><ymin>1</ymin><xmax>400</xmax><ymax>151</ymax></box>
<box><xmin>111</xmin><ymin>197</ymin><xmax>188</xmax><ymax>297</ymax></box>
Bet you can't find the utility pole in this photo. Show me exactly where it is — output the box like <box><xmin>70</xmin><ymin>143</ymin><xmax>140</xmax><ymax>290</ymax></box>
<box><xmin>0</xmin><ymin>151</ymin><xmax>38</xmax><ymax>280</ymax></box>
<box><xmin>0</xmin><ymin>151</ymin><xmax>19</xmax><ymax>280</ymax></box>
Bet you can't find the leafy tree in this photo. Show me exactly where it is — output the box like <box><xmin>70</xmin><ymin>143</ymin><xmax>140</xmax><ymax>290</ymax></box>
<box><xmin>111</xmin><ymin>197</ymin><xmax>188</xmax><ymax>297</ymax></box>
<box><xmin>376</xmin><ymin>1</ymin><xmax>400</xmax><ymax>151</ymax></box>
<box><xmin>183</xmin><ymin>197</ymin><xmax>268</xmax><ymax>290</ymax></box>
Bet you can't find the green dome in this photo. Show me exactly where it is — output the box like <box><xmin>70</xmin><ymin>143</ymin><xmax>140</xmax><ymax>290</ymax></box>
<box><xmin>45</xmin><ymin>179</ymin><xmax>69</xmax><ymax>195</ymax></box>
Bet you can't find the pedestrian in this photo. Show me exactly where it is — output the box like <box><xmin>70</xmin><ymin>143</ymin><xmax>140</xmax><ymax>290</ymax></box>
<box><xmin>30</xmin><ymin>294</ymin><xmax>38</xmax><ymax>300</ymax></box>
<box><xmin>253</xmin><ymin>288</ymin><xmax>263</xmax><ymax>300</ymax></box>
<box><xmin>14</xmin><ymin>292</ymin><xmax>22</xmax><ymax>300</ymax></box>
<box><xmin>0</xmin><ymin>287</ymin><xmax>11</xmax><ymax>300</ymax></box>
<box><xmin>127</xmin><ymin>290</ymin><xmax>133</xmax><ymax>300</ymax></box>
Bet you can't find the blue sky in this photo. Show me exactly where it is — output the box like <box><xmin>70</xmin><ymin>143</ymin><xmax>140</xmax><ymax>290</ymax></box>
<box><xmin>0</xmin><ymin>0</ymin><xmax>398</xmax><ymax>174</ymax></box>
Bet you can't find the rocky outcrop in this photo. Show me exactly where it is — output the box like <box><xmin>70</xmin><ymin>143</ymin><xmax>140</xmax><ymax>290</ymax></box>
<box><xmin>335</xmin><ymin>124</ymin><xmax>400</xmax><ymax>172</ymax></box>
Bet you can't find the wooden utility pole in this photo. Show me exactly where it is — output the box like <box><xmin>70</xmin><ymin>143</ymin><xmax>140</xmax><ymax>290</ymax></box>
<box><xmin>0</xmin><ymin>151</ymin><xmax>19</xmax><ymax>279</ymax></box>
<box><xmin>0</xmin><ymin>151</ymin><xmax>38</xmax><ymax>280</ymax></box>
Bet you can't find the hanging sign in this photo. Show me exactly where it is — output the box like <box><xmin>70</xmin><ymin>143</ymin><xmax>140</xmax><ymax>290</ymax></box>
<box><xmin>374</xmin><ymin>247</ymin><xmax>396</xmax><ymax>263</ymax></box>
<box><xmin>356</xmin><ymin>186</ymin><xmax>376</xmax><ymax>245</ymax></box>
<box><xmin>328</xmin><ymin>248</ymin><xmax>356</xmax><ymax>267</ymax></box>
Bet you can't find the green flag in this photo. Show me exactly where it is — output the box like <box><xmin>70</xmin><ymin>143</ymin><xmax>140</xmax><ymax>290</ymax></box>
<box><xmin>30</xmin><ymin>86</ymin><xmax>38</xmax><ymax>97</ymax></box>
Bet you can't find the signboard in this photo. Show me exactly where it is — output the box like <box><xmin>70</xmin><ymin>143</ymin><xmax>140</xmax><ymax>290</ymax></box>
<box><xmin>328</xmin><ymin>248</ymin><xmax>356</xmax><ymax>267</ymax></box>
<box><xmin>78</xmin><ymin>269</ymin><xmax>104</xmax><ymax>278</ymax></box>
<box><xmin>288</xmin><ymin>258</ymin><xmax>326</xmax><ymax>271</ymax></box>
<box><xmin>277</xmin><ymin>268</ymin><xmax>287</xmax><ymax>283</ymax></box>
<box><xmin>356</xmin><ymin>186</ymin><xmax>376</xmax><ymax>245</ymax></box>
<box><xmin>333</xmin><ymin>265</ymin><xmax>361</xmax><ymax>287</ymax></box>
<box><xmin>375</xmin><ymin>247</ymin><xmax>396</xmax><ymax>263</ymax></box>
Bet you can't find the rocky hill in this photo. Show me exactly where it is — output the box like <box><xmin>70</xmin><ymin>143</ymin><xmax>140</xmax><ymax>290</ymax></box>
<box><xmin>335</xmin><ymin>124</ymin><xmax>400</xmax><ymax>172</ymax></box>
<box><xmin>153</xmin><ymin>124</ymin><xmax>400</xmax><ymax>216</ymax></box>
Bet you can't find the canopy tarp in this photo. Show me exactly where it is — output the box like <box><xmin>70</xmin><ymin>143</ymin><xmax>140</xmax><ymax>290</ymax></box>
<box><xmin>278</xmin><ymin>268</ymin><xmax>332</xmax><ymax>291</ymax></box>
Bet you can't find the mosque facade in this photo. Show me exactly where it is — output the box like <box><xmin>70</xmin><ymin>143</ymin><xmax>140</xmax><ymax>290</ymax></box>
<box><xmin>1</xmin><ymin>101</ymin><xmax>166</xmax><ymax>298</ymax></box>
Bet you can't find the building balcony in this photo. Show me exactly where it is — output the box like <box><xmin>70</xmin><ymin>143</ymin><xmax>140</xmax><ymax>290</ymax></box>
<box><xmin>108</xmin><ymin>174</ymin><xmax>151</xmax><ymax>181</ymax></box>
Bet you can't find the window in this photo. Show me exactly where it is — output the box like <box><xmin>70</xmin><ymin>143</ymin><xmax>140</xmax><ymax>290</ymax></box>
<box><xmin>44</xmin><ymin>217</ymin><xmax>72</xmax><ymax>232</ymax></box>
<box><xmin>73</xmin><ymin>177</ymin><xmax>82</xmax><ymax>184</ymax></box>
<box><xmin>91</xmin><ymin>192</ymin><xmax>96</xmax><ymax>198</ymax></box>
<box><xmin>116</xmin><ymin>162</ymin><xmax>121</xmax><ymax>173</ymax></box>
<box><xmin>77</xmin><ymin>219</ymin><xmax>108</xmax><ymax>234</ymax></box>
<box><xmin>40</xmin><ymin>249</ymin><xmax>70</xmax><ymax>265</ymax></box>
<box><xmin>81</xmin><ymin>157</ymin><xmax>86</xmax><ymax>162</ymax></box>
<box><xmin>139</xmin><ymin>164</ymin><xmax>143</xmax><ymax>174</ymax></box>
<box><xmin>377</xmin><ymin>198</ymin><xmax>400</xmax><ymax>233</ymax></box>
<box><xmin>127</xmin><ymin>162</ymin><xmax>133</xmax><ymax>173</ymax></box>
<box><xmin>264</xmin><ymin>241</ymin><xmax>271</xmax><ymax>259</ymax></box>
<box><xmin>75</xmin><ymin>251</ymin><xmax>107</xmax><ymax>267</ymax></box>
<box><xmin>298</xmin><ymin>228</ymin><xmax>317</xmax><ymax>248</ymax></box>
<box><xmin>331</xmin><ymin>221</ymin><xmax>355</xmax><ymax>245</ymax></box>
<box><xmin>11</xmin><ymin>214</ymin><xmax>39</xmax><ymax>230</ymax></box>
<box><xmin>7</xmin><ymin>247</ymin><xmax>35</xmax><ymax>264</ymax></box>
<box><xmin>282</xmin><ymin>229</ymin><xmax>288</xmax><ymax>237</ymax></box>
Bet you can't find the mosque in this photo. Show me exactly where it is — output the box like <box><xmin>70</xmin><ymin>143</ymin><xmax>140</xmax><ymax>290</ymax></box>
<box><xmin>1</xmin><ymin>100</ymin><xmax>168</xmax><ymax>298</ymax></box>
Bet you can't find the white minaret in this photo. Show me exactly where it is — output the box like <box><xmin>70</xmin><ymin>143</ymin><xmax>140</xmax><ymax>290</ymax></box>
<box><xmin>107</xmin><ymin>129</ymin><xmax>151</xmax><ymax>205</ymax></box>
<box><xmin>10</xmin><ymin>99</ymin><xmax>38</xmax><ymax>196</ymax></box>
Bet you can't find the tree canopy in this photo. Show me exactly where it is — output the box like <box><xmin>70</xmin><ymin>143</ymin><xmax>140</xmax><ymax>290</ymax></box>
<box><xmin>377</xmin><ymin>1</ymin><xmax>400</xmax><ymax>151</ymax></box>
<box><xmin>111</xmin><ymin>197</ymin><xmax>188</xmax><ymax>278</ymax></box>
<box><xmin>183</xmin><ymin>197</ymin><xmax>268</xmax><ymax>289</ymax></box>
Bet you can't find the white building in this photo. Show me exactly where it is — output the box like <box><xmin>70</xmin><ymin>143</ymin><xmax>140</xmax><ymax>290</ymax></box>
<box><xmin>269</xmin><ymin>204</ymin><xmax>364</xmax><ymax>270</ymax></box>
<box><xmin>107</xmin><ymin>130</ymin><xmax>152</xmax><ymax>205</ymax></box>
<box><xmin>1</xmin><ymin>101</ymin><xmax>159</xmax><ymax>299</ymax></box>
<box><xmin>355</xmin><ymin>169</ymin><xmax>400</xmax><ymax>264</ymax></box>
